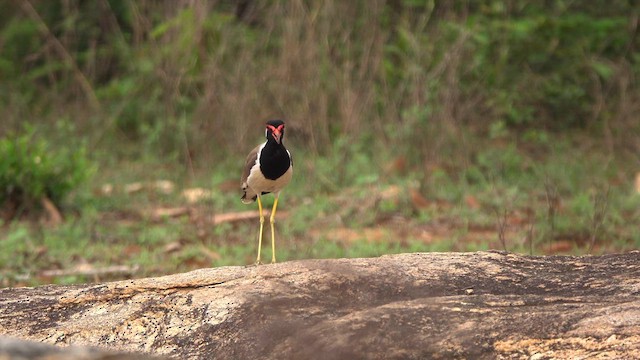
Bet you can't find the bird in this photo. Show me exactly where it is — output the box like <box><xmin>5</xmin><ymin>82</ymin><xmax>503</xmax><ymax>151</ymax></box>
<box><xmin>241</xmin><ymin>120</ymin><xmax>293</xmax><ymax>264</ymax></box>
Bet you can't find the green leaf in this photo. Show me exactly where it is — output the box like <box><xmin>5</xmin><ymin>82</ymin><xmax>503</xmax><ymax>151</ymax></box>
<box><xmin>591</xmin><ymin>59</ymin><xmax>614</xmax><ymax>80</ymax></box>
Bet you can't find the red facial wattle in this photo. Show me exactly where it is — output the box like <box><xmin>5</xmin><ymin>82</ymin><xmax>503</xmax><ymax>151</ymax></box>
<box><xmin>267</xmin><ymin>124</ymin><xmax>284</xmax><ymax>143</ymax></box>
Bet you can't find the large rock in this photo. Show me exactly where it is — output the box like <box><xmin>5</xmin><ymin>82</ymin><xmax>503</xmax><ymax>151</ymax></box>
<box><xmin>1</xmin><ymin>251</ymin><xmax>639</xmax><ymax>359</ymax></box>
<box><xmin>0</xmin><ymin>336</ymin><xmax>167</xmax><ymax>359</ymax></box>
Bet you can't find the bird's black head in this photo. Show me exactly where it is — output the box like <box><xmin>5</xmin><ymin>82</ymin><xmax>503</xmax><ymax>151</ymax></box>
<box><xmin>265</xmin><ymin>120</ymin><xmax>286</xmax><ymax>144</ymax></box>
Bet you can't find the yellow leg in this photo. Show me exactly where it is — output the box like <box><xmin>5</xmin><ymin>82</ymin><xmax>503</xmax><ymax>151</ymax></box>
<box><xmin>270</xmin><ymin>195</ymin><xmax>280</xmax><ymax>263</ymax></box>
<box><xmin>255</xmin><ymin>195</ymin><xmax>264</xmax><ymax>265</ymax></box>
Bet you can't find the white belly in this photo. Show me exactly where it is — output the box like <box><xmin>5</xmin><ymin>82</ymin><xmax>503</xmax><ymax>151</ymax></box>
<box><xmin>247</xmin><ymin>164</ymin><xmax>292</xmax><ymax>194</ymax></box>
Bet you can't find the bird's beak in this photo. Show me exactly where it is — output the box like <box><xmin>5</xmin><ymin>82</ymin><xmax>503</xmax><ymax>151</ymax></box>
<box><xmin>272</xmin><ymin>129</ymin><xmax>282</xmax><ymax>144</ymax></box>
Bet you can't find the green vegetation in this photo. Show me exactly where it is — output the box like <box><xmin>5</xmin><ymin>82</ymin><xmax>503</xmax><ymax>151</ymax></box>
<box><xmin>0</xmin><ymin>125</ymin><xmax>93</xmax><ymax>217</ymax></box>
<box><xmin>1</xmin><ymin>1</ymin><xmax>639</xmax><ymax>287</ymax></box>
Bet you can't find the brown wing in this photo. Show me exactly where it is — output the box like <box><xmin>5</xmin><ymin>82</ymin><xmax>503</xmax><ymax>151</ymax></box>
<box><xmin>241</xmin><ymin>144</ymin><xmax>261</xmax><ymax>186</ymax></box>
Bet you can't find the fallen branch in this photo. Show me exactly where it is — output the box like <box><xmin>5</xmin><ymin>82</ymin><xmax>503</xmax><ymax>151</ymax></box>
<box><xmin>143</xmin><ymin>207</ymin><xmax>192</xmax><ymax>221</ymax></box>
<box><xmin>41</xmin><ymin>197</ymin><xmax>63</xmax><ymax>226</ymax></box>
<box><xmin>212</xmin><ymin>210</ymin><xmax>289</xmax><ymax>225</ymax></box>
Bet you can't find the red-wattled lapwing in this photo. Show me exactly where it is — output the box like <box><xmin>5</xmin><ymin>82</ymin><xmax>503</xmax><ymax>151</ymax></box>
<box><xmin>241</xmin><ymin>120</ymin><xmax>292</xmax><ymax>264</ymax></box>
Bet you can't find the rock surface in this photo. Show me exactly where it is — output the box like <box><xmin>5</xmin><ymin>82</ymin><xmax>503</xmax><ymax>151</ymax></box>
<box><xmin>1</xmin><ymin>251</ymin><xmax>639</xmax><ymax>359</ymax></box>
<box><xmin>0</xmin><ymin>336</ymin><xmax>167</xmax><ymax>359</ymax></box>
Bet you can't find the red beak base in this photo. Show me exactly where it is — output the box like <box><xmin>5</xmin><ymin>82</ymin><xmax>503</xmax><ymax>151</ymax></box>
<box><xmin>267</xmin><ymin>125</ymin><xmax>284</xmax><ymax>144</ymax></box>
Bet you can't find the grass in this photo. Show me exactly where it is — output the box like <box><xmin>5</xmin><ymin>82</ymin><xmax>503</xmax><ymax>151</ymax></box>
<box><xmin>1</xmin><ymin>2</ymin><xmax>638</xmax><ymax>290</ymax></box>
<box><xmin>1</xmin><ymin>130</ymin><xmax>639</xmax><ymax>289</ymax></box>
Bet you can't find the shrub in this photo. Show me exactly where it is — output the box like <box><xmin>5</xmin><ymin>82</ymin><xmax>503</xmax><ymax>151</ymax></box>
<box><xmin>0</xmin><ymin>128</ymin><xmax>93</xmax><ymax>218</ymax></box>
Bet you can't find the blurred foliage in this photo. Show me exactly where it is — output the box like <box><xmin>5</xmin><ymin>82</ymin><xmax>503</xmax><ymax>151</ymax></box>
<box><xmin>0</xmin><ymin>125</ymin><xmax>93</xmax><ymax>215</ymax></box>
<box><xmin>1</xmin><ymin>1</ymin><xmax>640</xmax><ymax>286</ymax></box>
<box><xmin>463</xmin><ymin>2</ymin><xmax>636</xmax><ymax>129</ymax></box>
<box><xmin>0</xmin><ymin>0</ymin><xmax>637</xmax><ymax>158</ymax></box>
